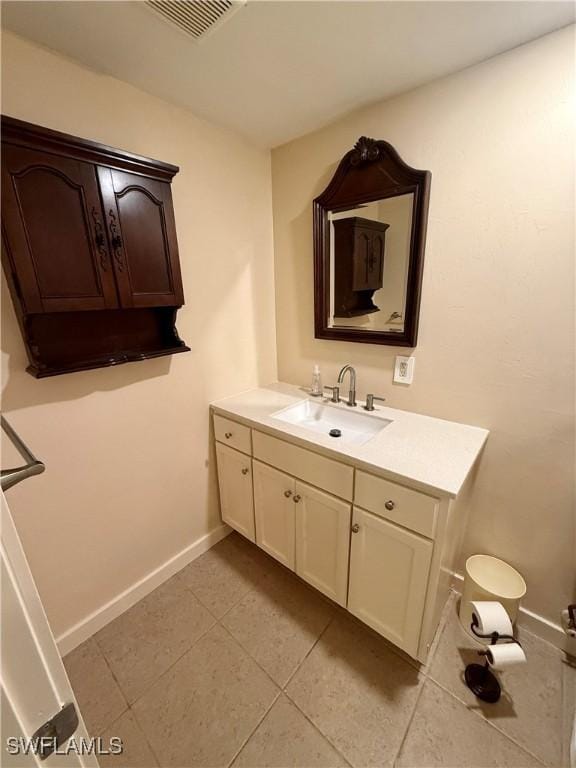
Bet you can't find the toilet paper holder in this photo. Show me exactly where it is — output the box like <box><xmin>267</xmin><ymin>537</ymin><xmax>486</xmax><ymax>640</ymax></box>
<box><xmin>464</xmin><ymin>612</ymin><xmax>523</xmax><ymax>704</ymax></box>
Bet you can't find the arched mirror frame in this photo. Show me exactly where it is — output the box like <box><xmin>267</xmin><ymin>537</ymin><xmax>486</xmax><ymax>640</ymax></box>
<box><xmin>313</xmin><ymin>136</ymin><xmax>431</xmax><ymax>347</ymax></box>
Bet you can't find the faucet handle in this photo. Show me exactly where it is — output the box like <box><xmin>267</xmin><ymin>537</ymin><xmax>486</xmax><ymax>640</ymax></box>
<box><xmin>364</xmin><ymin>394</ymin><xmax>386</xmax><ymax>411</ymax></box>
<box><xmin>324</xmin><ymin>385</ymin><xmax>340</xmax><ymax>404</ymax></box>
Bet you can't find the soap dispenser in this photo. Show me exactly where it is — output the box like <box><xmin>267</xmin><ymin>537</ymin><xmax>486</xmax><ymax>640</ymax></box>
<box><xmin>310</xmin><ymin>364</ymin><xmax>323</xmax><ymax>397</ymax></box>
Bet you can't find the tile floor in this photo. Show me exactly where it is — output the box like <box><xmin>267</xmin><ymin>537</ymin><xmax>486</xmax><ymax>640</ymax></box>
<box><xmin>64</xmin><ymin>533</ymin><xmax>574</xmax><ymax>768</ymax></box>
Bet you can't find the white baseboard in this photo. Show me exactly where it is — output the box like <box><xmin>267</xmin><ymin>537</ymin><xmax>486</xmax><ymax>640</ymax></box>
<box><xmin>57</xmin><ymin>524</ymin><xmax>232</xmax><ymax>657</ymax></box>
<box><xmin>452</xmin><ymin>571</ymin><xmax>575</xmax><ymax>657</ymax></box>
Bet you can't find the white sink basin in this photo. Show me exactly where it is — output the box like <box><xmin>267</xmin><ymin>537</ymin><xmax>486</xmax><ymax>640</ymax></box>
<box><xmin>272</xmin><ymin>399</ymin><xmax>391</xmax><ymax>446</ymax></box>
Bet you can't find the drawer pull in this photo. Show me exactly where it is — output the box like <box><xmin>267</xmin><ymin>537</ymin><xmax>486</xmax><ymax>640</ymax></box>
<box><xmin>385</xmin><ymin>500</ymin><xmax>395</xmax><ymax>511</ymax></box>
<box><xmin>225</xmin><ymin>432</ymin><xmax>233</xmax><ymax>439</ymax></box>
<box><xmin>351</xmin><ymin>523</ymin><xmax>360</xmax><ymax>533</ymax></box>
<box><xmin>293</xmin><ymin>494</ymin><xmax>301</xmax><ymax>503</ymax></box>
<box><xmin>284</xmin><ymin>490</ymin><xmax>293</xmax><ymax>498</ymax></box>
<box><xmin>241</xmin><ymin>467</ymin><xmax>249</xmax><ymax>475</ymax></box>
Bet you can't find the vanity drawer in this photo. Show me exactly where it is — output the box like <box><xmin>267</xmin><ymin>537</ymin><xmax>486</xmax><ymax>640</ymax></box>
<box><xmin>354</xmin><ymin>471</ymin><xmax>438</xmax><ymax>539</ymax></box>
<box><xmin>214</xmin><ymin>415</ymin><xmax>252</xmax><ymax>455</ymax></box>
<box><xmin>253</xmin><ymin>430</ymin><xmax>353</xmax><ymax>501</ymax></box>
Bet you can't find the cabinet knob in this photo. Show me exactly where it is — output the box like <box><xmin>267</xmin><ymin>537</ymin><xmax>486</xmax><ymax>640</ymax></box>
<box><xmin>351</xmin><ymin>523</ymin><xmax>360</xmax><ymax>533</ymax></box>
<box><xmin>241</xmin><ymin>467</ymin><xmax>249</xmax><ymax>475</ymax></box>
<box><xmin>293</xmin><ymin>494</ymin><xmax>301</xmax><ymax>503</ymax></box>
<box><xmin>284</xmin><ymin>490</ymin><xmax>293</xmax><ymax>498</ymax></box>
<box><xmin>225</xmin><ymin>432</ymin><xmax>233</xmax><ymax>439</ymax></box>
<box><xmin>385</xmin><ymin>500</ymin><xmax>395</xmax><ymax>511</ymax></box>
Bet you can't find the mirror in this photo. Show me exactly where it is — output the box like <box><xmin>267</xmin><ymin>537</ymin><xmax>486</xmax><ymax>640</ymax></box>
<box><xmin>314</xmin><ymin>137</ymin><xmax>431</xmax><ymax>346</ymax></box>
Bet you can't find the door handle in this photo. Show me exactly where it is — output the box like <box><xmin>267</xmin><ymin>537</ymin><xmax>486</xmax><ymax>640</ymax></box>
<box><xmin>91</xmin><ymin>207</ymin><xmax>108</xmax><ymax>271</ymax></box>
<box><xmin>108</xmin><ymin>209</ymin><xmax>124</xmax><ymax>271</ymax></box>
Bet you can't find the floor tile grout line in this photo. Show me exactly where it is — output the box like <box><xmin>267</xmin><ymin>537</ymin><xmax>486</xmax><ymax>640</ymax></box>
<box><xmin>124</xmin><ymin>705</ymin><xmax>162</xmax><ymax>768</ymax></box>
<box><xmin>212</xmin><ymin>558</ymin><xmax>315</xmax><ymax>624</ymax></box>
<box><xmin>282</xmin><ymin>613</ymin><xmax>335</xmax><ymax>691</ymax></box>
<box><xmin>87</xmin><ymin>637</ymin><xmax>131</xmax><ymax>735</ymax></box>
<box><xmin>217</xmin><ymin>620</ymin><xmax>287</xmax><ymax>692</ymax></box>
<box><xmin>179</xmin><ymin>549</ymin><xmax>286</xmax><ymax>625</ymax></box>
<box><xmin>282</xmin><ymin>688</ymin><xmax>354</xmax><ymax>768</ymax></box>
<box><xmin>390</xmin><ymin>673</ymin><xmax>428</xmax><ymax>768</ymax></box>
<box><xmin>425</xmin><ymin>676</ymin><xmax>548</xmax><ymax>767</ymax></box>
<box><xmin>75</xmin><ymin>643</ymin><xmax>160</xmax><ymax>767</ymax></box>
<box><xmin>280</xmin><ymin>616</ymin><xmax>357</xmax><ymax>768</ymax></box>
<box><xmin>113</xmin><ymin>617</ymin><xmax>218</xmax><ymax>711</ymax></box>
<box><xmin>225</xmin><ymin>688</ymin><xmax>283</xmax><ymax>768</ymax></box>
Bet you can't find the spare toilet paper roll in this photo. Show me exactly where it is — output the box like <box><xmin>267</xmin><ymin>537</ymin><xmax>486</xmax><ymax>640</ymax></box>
<box><xmin>485</xmin><ymin>642</ymin><xmax>526</xmax><ymax>670</ymax></box>
<box><xmin>470</xmin><ymin>601</ymin><xmax>513</xmax><ymax>636</ymax></box>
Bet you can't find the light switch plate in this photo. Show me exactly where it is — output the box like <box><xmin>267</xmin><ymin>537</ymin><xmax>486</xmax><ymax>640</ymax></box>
<box><xmin>394</xmin><ymin>356</ymin><xmax>415</xmax><ymax>384</ymax></box>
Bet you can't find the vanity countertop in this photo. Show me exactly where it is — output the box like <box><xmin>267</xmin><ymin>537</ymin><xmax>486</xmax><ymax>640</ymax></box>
<box><xmin>211</xmin><ymin>383</ymin><xmax>489</xmax><ymax>498</ymax></box>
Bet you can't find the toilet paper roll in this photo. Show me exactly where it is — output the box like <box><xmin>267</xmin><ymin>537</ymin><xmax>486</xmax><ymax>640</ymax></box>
<box><xmin>485</xmin><ymin>642</ymin><xmax>526</xmax><ymax>670</ymax></box>
<box><xmin>470</xmin><ymin>601</ymin><xmax>513</xmax><ymax>636</ymax></box>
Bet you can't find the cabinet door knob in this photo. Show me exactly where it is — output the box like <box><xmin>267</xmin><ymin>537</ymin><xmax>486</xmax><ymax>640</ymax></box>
<box><xmin>224</xmin><ymin>432</ymin><xmax>233</xmax><ymax>439</ymax></box>
<box><xmin>385</xmin><ymin>500</ymin><xmax>395</xmax><ymax>511</ymax></box>
<box><xmin>284</xmin><ymin>489</ymin><xmax>292</xmax><ymax>498</ymax></box>
<box><xmin>241</xmin><ymin>467</ymin><xmax>249</xmax><ymax>475</ymax></box>
<box><xmin>351</xmin><ymin>523</ymin><xmax>360</xmax><ymax>533</ymax></box>
<box><xmin>293</xmin><ymin>494</ymin><xmax>301</xmax><ymax>503</ymax></box>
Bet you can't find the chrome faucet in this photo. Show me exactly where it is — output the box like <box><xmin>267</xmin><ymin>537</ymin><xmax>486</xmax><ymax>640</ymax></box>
<box><xmin>337</xmin><ymin>365</ymin><xmax>357</xmax><ymax>407</ymax></box>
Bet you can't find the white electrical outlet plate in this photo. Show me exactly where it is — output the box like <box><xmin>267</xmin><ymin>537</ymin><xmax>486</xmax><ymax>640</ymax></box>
<box><xmin>394</xmin><ymin>356</ymin><xmax>415</xmax><ymax>384</ymax></box>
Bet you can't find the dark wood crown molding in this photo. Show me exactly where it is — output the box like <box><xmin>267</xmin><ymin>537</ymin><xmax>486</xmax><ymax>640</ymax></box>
<box><xmin>1</xmin><ymin>115</ymin><xmax>179</xmax><ymax>182</ymax></box>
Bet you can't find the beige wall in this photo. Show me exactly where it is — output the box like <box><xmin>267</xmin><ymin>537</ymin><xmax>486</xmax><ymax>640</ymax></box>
<box><xmin>1</xmin><ymin>31</ymin><xmax>277</xmax><ymax>638</ymax></box>
<box><xmin>271</xmin><ymin>27</ymin><xmax>575</xmax><ymax>624</ymax></box>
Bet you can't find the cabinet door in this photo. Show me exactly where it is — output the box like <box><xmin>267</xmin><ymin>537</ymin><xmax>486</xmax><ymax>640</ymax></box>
<box><xmin>253</xmin><ymin>460</ymin><xmax>295</xmax><ymax>569</ymax></box>
<box><xmin>1</xmin><ymin>145</ymin><xmax>119</xmax><ymax>312</ymax></box>
<box><xmin>97</xmin><ymin>167</ymin><xmax>184</xmax><ymax>308</ymax></box>
<box><xmin>348</xmin><ymin>506</ymin><xmax>433</xmax><ymax>657</ymax></box>
<box><xmin>295</xmin><ymin>480</ymin><xmax>351</xmax><ymax>607</ymax></box>
<box><xmin>215</xmin><ymin>443</ymin><xmax>255</xmax><ymax>542</ymax></box>
<box><xmin>353</xmin><ymin>227</ymin><xmax>385</xmax><ymax>291</ymax></box>
<box><xmin>352</xmin><ymin>230</ymin><xmax>372</xmax><ymax>291</ymax></box>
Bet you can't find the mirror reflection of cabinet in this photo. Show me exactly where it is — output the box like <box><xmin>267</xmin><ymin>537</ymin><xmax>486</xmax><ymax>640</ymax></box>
<box><xmin>333</xmin><ymin>216</ymin><xmax>389</xmax><ymax>317</ymax></box>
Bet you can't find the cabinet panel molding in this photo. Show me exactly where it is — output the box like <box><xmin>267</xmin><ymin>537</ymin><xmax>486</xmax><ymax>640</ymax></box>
<box><xmin>295</xmin><ymin>480</ymin><xmax>351</xmax><ymax>606</ymax></box>
<box><xmin>214</xmin><ymin>415</ymin><xmax>252</xmax><ymax>455</ymax></box>
<box><xmin>253</xmin><ymin>430</ymin><xmax>353</xmax><ymax>501</ymax></box>
<box><xmin>215</xmin><ymin>443</ymin><xmax>255</xmax><ymax>542</ymax></box>
<box><xmin>348</xmin><ymin>506</ymin><xmax>433</xmax><ymax>657</ymax></box>
<box><xmin>354</xmin><ymin>470</ymin><xmax>438</xmax><ymax>538</ymax></box>
<box><xmin>1</xmin><ymin>145</ymin><xmax>119</xmax><ymax>313</ymax></box>
<box><xmin>97</xmin><ymin>167</ymin><xmax>184</xmax><ymax>307</ymax></box>
<box><xmin>253</xmin><ymin>460</ymin><xmax>295</xmax><ymax>569</ymax></box>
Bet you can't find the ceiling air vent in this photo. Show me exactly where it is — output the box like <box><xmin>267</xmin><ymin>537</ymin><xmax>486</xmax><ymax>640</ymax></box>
<box><xmin>146</xmin><ymin>0</ymin><xmax>246</xmax><ymax>41</ymax></box>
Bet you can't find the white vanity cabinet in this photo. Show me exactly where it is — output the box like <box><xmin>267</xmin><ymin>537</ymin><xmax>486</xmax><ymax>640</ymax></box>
<box><xmin>348</xmin><ymin>506</ymin><xmax>433</xmax><ymax>657</ymax></box>
<box><xmin>295</xmin><ymin>482</ymin><xmax>351</xmax><ymax>606</ymax></box>
<box><xmin>212</xmin><ymin>398</ymin><xmax>484</xmax><ymax>664</ymax></box>
<box><xmin>215</xmin><ymin>442</ymin><xmax>255</xmax><ymax>542</ymax></box>
<box><xmin>253</xmin><ymin>461</ymin><xmax>295</xmax><ymax>569</ymax></box>
<box><xmin>251</xmin><ymin>459</ymin><xmax>352</xmax><ymax>606</ymax></box>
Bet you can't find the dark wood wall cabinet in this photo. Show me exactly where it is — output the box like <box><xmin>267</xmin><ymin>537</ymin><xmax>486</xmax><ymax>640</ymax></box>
<box><xmin>1</xmin><ymin>116</ymin><xmax>190</xmax><ymax>377</ymax></box>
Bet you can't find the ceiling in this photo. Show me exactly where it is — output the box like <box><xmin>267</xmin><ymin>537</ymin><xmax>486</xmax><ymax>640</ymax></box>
<box><xmin>2</xmin><ymin>1</ymin><xmax>574</xmax><ymax>148</ymax></box>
